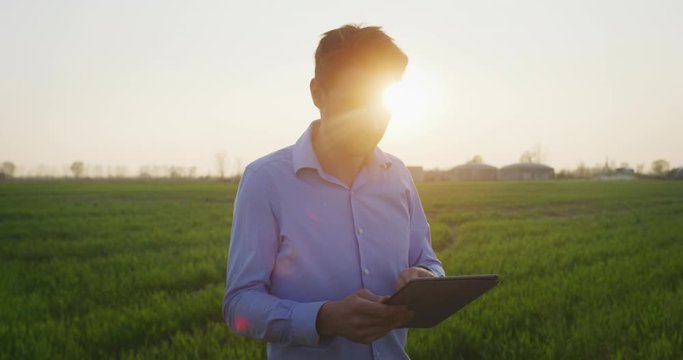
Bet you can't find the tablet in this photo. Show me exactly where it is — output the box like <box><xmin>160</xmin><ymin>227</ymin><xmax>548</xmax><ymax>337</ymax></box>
<box><xmin>384</xmin><ymin>274</ymin><xmax>499</xmax><ymax>328</ymax></box>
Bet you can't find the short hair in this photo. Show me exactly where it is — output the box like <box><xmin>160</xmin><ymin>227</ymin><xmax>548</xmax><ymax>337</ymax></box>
<box><xmin>314</xmin><ymin>24</ymin><xmax>408</xmax><ymax>90</ymax></box>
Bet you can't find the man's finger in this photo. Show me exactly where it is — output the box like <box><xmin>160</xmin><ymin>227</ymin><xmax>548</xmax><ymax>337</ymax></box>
<box><xmin>356</xmin><ymin>288</ymin><xmax>384</xmax><ymax>302</ymax></box>
<box><xmin>358</xmin><ymin>313</ymin><xmax>413</xmax><ymax>341</ymax></box>
<box><xmin>352</xmin><ymin>314</ymin><xmax>398</xmax><ymax>328</ymax></box>
<box><xmin>415</xmin><ymin>267</ymin><xmax>434</xmax><ymax>277</ymax></box>
<box><xmin>394</xmin><ymin>270</ymin><xmax>415</xmax><ymax>291</ymax></box>
<box><xmin>356</xmin><ymin>298</ymin><xmax>399</xmax><ymax>318</ymax></box>
<box><xmin>357</xmin><ymin>300</ymin><xmax>412</xmax><ymax>322</ymax></box>
<box><xmin>394</xmin><ymin>279</ymin><xmax>405</xmax><ymax>291</ymax></box>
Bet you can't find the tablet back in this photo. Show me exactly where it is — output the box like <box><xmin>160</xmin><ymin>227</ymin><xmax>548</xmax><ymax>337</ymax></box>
<box><xmin>385</xmin><ymin>274</ymin><xmax>499</xmax><ymax>328</ymax></box>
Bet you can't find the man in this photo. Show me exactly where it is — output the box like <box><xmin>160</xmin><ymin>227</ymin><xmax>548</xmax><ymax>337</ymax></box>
<box><xmin>223</xmin><ymin>24</ymin><xmax>445</xmax><ymax>359</ymax></box>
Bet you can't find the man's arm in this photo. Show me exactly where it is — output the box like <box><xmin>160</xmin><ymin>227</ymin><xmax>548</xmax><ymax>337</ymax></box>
<box><xmin>222</xmin><ymin>166</ymin><xmax>325</xmax><ymax>346</ymax></box>
<box><xmin>393</xmin><ymin>169</ymin><xmax>445</xmax><ymax>291</ymax></box>
<box><xmin>406</xmin><ymin>172</ymin><xmax>446</xmax><ymax>277</ymax></box>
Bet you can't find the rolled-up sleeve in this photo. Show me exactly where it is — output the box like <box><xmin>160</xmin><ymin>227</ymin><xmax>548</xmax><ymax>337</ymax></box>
<box><xmin>222</xmin><ymin>166</ymin><xmax>325</xmax><ymax>346</ymax></box>
<box><xmin>405</xmin><ymin>171</ymin><xmax>446</xmax><ymax>278</ymax></box>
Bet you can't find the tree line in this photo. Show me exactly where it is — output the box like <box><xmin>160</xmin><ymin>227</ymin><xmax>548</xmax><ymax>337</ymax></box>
<box><xmin>0</xmin><ymin>153</ymin><xmax>244</xmax><ymax>181</ymax></box>
<box><xmin>0</xmin><ymin>154</ymin><xmax>678</xmax><ymax>180</ymax></box>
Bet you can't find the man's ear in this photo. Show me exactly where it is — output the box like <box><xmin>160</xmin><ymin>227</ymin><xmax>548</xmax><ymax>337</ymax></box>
<box><xmin>310</xmin><ymin>78</ymin><xmax>323</xmax><ymax>109</ymax></box>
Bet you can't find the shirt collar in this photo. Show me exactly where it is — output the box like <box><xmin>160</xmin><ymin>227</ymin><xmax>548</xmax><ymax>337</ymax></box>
<box><xmin>292</xmin><ymin>119</ymin><xmax>393</xmax><ymax>175</ymax></box>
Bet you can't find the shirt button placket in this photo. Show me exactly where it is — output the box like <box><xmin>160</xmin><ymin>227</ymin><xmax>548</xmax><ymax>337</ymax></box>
<box><xmin>350</xmin><ymin>189</ymin><xmax>369</xmax><ymax>284</ymax></box>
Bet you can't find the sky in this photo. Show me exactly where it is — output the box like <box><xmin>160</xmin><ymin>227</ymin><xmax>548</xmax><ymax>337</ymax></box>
<box><xmin>1</xmin><ymin>0</ymin><xmax>681</xmax><ymax>177</ymax></box>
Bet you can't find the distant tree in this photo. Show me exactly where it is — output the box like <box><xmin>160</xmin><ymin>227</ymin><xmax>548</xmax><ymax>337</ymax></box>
<box><xmin>651</xmin><ymin>159</ymin><xmax>670</xmax><ymax>176</ymax></box>
<box><xmin>602</xmin><ymin>159</ymin><xmax>613</xmax><ymax>175</ymax></box>
<box><xmin>92</xmin><ymin>165</ymin><xmax>103</xmax><ymax>178</ymax></box>
<box><xmin>574</xmin><ymin>162</ymin><xmax>590</xmax><ymax>178</ymax></box>
<box><xmin>234</xmin><ymin>157</ymin><xmax>243</xmax><ymax>178</ymax></box>
<box><xmin>609</xmin><ymin>160</ymin><xmax>617</xmax><ymax>170</ymax></box>
<box><xmin>151</xmin><ymin>166</ymin><xmax>162</xmax><ymax>177</ymax></box>
<box><xmin>1</xmin><ymin>161</ymin><xmax>16</xmax><ymax>179</ymax></box>
<box><xmin>590</xmin><ymin>163</ymin><xmax>604</xmax><ymax>177</ymax></box>
<box><xmin>70</xmin><ymin>161</ymin><xmax>84</xmax><ymax>178</ymax></box>
<box><xmin>139</xmin><ymin>166</ymin><xmax>152</xmax><ymax>178</ymax></box>
<box><xmin>114</xmin><ymin>166</ymin><xmax>127</xmax><ymax>178</ymax></box>
<box><xmin>636</xmin><ymin>163</ymin><xmax>645</xmax><ymax>174</ymax></box>
<box><xmin>170</xmin><ymin>166</ymin><xmax>183</xmax><ymax>178</ymax></box>
<box><xmin>556</xmin><ymin>169</ymin><xmax>573</xmax><ymax>179</ymax></box>
<box><xmin>216</xmin><ymin>152</ymin><xmax>227</xmax><ymax>179</ymax></box>
<box><xmin>519</xmin><ymin>145</ymin><xmax>545</xmax><ymax>164</ymax></box>
<box><xmin>519</xmin><ymin>151</ymin><xmax>533</xmax><ymax>163</ymax></box>
<box><xmin>467</xmin><ymin>155</ymin><xmax>484</xmax><ymax>164</ymax></box>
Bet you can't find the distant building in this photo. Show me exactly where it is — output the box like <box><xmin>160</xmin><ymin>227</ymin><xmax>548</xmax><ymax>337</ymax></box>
<box><xmin>615</xmin><ymin>167</ymin><xmax>635</xmax><ymax>175</ymax></box>
<box><xmin>499</xmin><ymin>163</ymin><xmax>555</xmax><ymax>180</ymax></box>
<box><xmin>423</xmin><ymin>169</ymin><xmax>449</xmax><ymax>181</ymax></box>
<box><xmin>407</xmin><ymin>166</ymin><xmax>424</xmax><ymax>182</ymax></box>
<box><xmin>448</xmin><ymin>163</ymin><xmax>498</xmax><ymax>181</ymax></box>
<box><xmin>597</xmin><ymin>167</ymin><xmax>636</xmax><ymax>181</ymax></box>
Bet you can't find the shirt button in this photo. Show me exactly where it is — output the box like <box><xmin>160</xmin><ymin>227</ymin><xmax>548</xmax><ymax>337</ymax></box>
<box><xmin>363</xmin><ymin>267</ymin><xmax>370</xmax><ymax>275</ymax></box>
<box><xmin>357</xmin><ymin>227</ymin><xmax>364</xmax><ymax>235</ymax></box>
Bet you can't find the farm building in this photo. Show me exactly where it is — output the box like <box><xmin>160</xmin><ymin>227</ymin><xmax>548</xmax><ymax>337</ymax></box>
<box><xmin>499</xmin><ymin>163</ymin><xmax>555</xmax><ymax>180</ymax></box>
<box><xmin>447</xmin><ymin>163</ymin><xmax>498</xmax><ymax>181</ymax></box>
<box><xmin>407</xmin><ymin>166</ymin><xmax>424</xmax><ymax>182</ymax></box>
<box><xmin>615</xmin><ymin>167</ymin><xmax>635</xmax><ymax>175</ymax></box>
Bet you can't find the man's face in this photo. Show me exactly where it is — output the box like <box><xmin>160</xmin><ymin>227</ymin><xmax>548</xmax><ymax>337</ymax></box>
<box><xmin>315</xmin><ymin>68</ymin><xmax>394</xmax><ymax>156</ymax></box>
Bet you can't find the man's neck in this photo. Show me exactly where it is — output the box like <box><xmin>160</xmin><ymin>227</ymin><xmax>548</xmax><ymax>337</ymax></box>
<box><xmin>311</xmin><ymin>120</ymin><xmax>368</xmax><ymax>188</ymax></box>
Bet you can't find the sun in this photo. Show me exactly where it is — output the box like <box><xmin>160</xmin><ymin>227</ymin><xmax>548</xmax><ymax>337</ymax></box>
<box><xmin>382</xmin><ymin>66</ymin><xmax>437</xmax><ymax>136</ymax></box>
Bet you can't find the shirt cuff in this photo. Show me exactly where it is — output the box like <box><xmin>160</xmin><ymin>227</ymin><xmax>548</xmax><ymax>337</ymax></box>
<box><xmin>416</xmin><ymin>264</ymin><xmax>445</xmax><ymax>278</ymax></box>
<box><xmin>290</xmin><ymin>300</ymin><xmax>326</xmax><ymax>346</ymax></box>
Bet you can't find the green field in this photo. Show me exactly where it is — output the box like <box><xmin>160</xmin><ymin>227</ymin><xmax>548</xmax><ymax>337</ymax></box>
<box><xmin>1</xmin><ymin>180</ymin><xmax>682</xmax><ymax>359</ymax></box>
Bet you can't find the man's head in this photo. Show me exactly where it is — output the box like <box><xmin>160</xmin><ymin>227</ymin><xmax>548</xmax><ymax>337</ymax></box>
<box><xmin>310</xmin><ymin>24</ymin><xmax>408</xmax><ymax>156</ymax></box>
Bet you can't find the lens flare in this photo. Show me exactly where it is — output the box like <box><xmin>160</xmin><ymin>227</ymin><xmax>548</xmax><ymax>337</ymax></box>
<box><xmin>233</xmin><ymin>315</ymin><xmax>250</xmax><ymax>333</ymax></box>
<box><xmin>381</xmin><ymin>66</ymin><xmax>440</xmax><ymax>137</ymax></box>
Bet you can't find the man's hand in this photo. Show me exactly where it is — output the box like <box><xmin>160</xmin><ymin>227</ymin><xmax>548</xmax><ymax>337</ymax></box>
<box><xmin>316</xmin><ymin>289</ymin><xmax>414</xmax><ymax>344</ymax></box>
<box><xmin>394</xmin><ymin>266</ymin><xmax>435</xmax><ymax>292</ymax></box>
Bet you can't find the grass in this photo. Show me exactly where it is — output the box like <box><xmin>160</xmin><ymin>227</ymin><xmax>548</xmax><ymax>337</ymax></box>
<box><xmin>1</xmin><ymin>179</ymin><xmax>682</xmax><ymax>359</ymax></box>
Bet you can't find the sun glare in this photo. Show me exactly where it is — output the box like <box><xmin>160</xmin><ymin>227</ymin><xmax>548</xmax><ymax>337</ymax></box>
<box><xmin>382</xmin><ymin>66</ymin><xmax>437</xmax><ymax>136</ymax></box>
